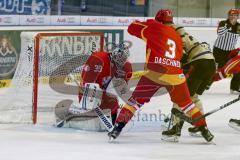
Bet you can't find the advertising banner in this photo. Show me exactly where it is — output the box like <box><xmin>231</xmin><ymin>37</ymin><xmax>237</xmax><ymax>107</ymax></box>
<box><xmin>178</xmin><ymin>17</ymin><xmax>211</xmax><ymax>26</ymax></box>
<box><xmin>50</xmin><ymin>16</ymin><xmax>80</xmax><ymax>26</ymax></box>
<box><xmin>0</xmin><ymin>14</ymin><xmax>227</xmax><ymax>27</ymax></box>
<box><xmin>0</xmin><ymin>0</ymin><xmax>51</xmax><ymax>15</ymax></box>
<box><xmin>0</xmin><ymin>15</ymin><xmax>19</xmax><ymax>25</ymax></box>
<box><xmin>80</xmin><ymin>16</ymin><xmax>113</xmax><ymax>26</ymax></box>
<box><xmin>211</xmin><ymin>18</ymin><xmax>225</xmax><ymax>27</ymax></box>
<box><xmin>112</xmin><ymin>17</ymin><xmax>145</xmax><ymax>26</ymax></box>
<box><xmin>0</xmin><ymin>31</ymin><xmax>21</xmax><ymax>80</ymax></box>
<box><xmin>20</xmin><ymin>15</ymin><xmax>50</xmax><ymax>25</ymax></box>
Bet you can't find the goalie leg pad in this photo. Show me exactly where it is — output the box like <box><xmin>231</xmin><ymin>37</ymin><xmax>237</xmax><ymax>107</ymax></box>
<box><xmin>55</xmin><ymin>99</ymin><xmax>73</xmax><ymax>123</ymax></box>
<box><xmin>67</xmin><ymin>110</ymin><xmax>112</xmax><ymax>132</ymax></box>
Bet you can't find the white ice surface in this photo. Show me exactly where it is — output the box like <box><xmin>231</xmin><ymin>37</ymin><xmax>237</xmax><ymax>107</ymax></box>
<box><xmin>0</xmin><ymin>79</ymin><xmax>240</xmax><ymax>160</ymax></box>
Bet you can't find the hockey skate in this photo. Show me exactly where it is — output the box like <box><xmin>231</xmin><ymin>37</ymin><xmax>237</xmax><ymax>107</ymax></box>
<box><xmin>108</xmin><ymin>122</ymin><xmax>125</xmax><ymax>141</ymax></box>
<box><xmin>188</xmin><ymin>126</ymin><xmax>202</xmax><ymax>137</ymax></box>
<box><xmin>198</xmin><ymin>126</ymin><xmax>214</xmax><ymax>142</ymax></box>
<box><xmin>161</xmin><ymin>120</ymin><xmax>184</xmax><ymax>142</ymax></box>
<box><xmin>228</xmin><ymin>119</ymin><xmax>240</xmax><ymax>131</ymax></box>
<box><xmin>230</xmin><ymin>89</ymin><xmax>240</xmax><ymax>95</ymax></box>
<box><xmin>171</xmin><ymin>108</ymin><xmax>214</xmax><ymax>142</ymax></box>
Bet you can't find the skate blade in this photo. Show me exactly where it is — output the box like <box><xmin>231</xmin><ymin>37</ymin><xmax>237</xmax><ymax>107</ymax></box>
<box><xmin>189</xmin><ymin>132</ymin><xmax>201</xmax><ymax>137</ymax></box>
<box><xmin>161</xmin><ymin>135</ymin><xmax>179</xmax><ymax>142</ymax></box>
<box><xmin>109</xmin><ymin>136</ymin><xmax>114</xmax><ymax>142</ymax></box>
<box><xmin>210</xmin><ymin>140</ymin><xmax>217</xmax><ymax>145</ymax></box>
<box><xmin>228</xmin><ymin>122</ymin><xmax>240</xmax><ymax>132</ymax></box>
<box><xmin>204</xmin><ymin>140</ymin><xmax>216</xmax><ymax>145</ymax></box>
<box><xmin>108</xmin><ymin>135</ymin><xmax>117</xmax><ymax>143</ymax></box>
<box><xmin>55</xmin><ymin>120</ymin><xmax>64</xmax><ymax>128</ymax></box>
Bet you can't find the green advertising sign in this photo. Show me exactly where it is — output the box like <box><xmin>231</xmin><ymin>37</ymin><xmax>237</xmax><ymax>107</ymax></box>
<box><xmin>0</xmin><ymin>31</ymin><xmax>21</xmax><ymax>80</ymax></box>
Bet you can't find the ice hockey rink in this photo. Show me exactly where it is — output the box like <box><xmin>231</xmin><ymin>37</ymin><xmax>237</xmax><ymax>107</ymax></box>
<box><xmin>0</xmin><ymin>79</ymin><xmax>239</xmax><ymax>160</ymax></box>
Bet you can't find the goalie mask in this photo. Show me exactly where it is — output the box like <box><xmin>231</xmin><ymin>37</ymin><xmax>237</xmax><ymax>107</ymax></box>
<box><xmin>110</xmin><ymin>43</ymin><xmax>130</xmax><ymax>68</ymax></box>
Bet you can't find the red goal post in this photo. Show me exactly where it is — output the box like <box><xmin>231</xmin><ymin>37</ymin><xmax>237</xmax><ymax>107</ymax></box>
<box><xmin>0</xmin><ymin>31</ymin><xmax>104</xmax><ymax>124</ymax></box>
<box><xmin>32</xmin><ymin>32</ymin><xmax>104</xmax><ymax>124</ymax></box>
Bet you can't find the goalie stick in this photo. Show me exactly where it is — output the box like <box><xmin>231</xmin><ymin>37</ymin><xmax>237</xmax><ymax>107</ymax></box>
<box><xmin>56</xmin><ymin>74</ymin><xmax>113</xmax><ymax>132</ymax></box>
<box><xmin>172</xmin><ymin>95</ymin><xmax>240</xmax><ymax>124</ymax></box>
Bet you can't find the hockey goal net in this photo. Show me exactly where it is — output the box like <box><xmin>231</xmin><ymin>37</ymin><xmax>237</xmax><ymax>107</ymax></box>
<box><xmin>0</xmin><ymin>32</ymin><xmax>104</xmax><ymax>124</ymax></box>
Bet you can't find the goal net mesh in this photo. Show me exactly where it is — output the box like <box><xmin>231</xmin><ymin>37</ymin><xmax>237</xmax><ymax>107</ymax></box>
<box><xmin>0</xmin><ymin>32</ymin><xmax>104</xmax><ymax>124</ymax></box>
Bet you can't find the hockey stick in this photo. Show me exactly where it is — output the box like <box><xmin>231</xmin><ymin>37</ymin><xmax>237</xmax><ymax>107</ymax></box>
<box><xmin>56</xmin><ymin>74</ymin><xmax>114</xmax><ymax>131</ymax></box>
<box><xmin>94</xmin><ymin>107</ymin><xmax>113</xmax><ymax>132</ymax></box>
<box><xmin>172</xmin><ymin>95</ymin><xmax>240</xmax><ymax>124</ymax></box>
<box><xmin>56</xmin><ymin>114</ymin><xmax>82</xmax><ymax>128</ymax></box>
<box><xmin>166</xmin><ymin>114</ymin><xmax>173</xmax><ymax>130</ymax></box>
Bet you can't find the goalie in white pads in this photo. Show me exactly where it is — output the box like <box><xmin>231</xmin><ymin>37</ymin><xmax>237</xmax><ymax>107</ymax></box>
<box><xmin>55</xmin><ymin>44</ymin><xmax>132</xmax><ymax>131</ymax></box>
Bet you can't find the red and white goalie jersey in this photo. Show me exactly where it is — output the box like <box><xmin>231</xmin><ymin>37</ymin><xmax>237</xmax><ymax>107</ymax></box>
<box><xmin>81</xmin><ymin>51</ymin><xmax>132</xmax><ymax>89</ymax></box>
<box><xmin>80</xmin><ymin>51</ymin><xmax>132</xmax><ymax>113</ymax></box>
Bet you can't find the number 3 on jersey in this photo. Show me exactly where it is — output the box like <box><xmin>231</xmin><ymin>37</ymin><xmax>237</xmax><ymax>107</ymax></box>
<box><xmin>165</xmin><ymin>39</ymin><xmax>176</xmax><ymax>59</ymax></box>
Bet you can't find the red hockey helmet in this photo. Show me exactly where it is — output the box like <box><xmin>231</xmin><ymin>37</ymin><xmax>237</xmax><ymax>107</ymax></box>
<box><xmin>155</xmin><ymin>9</ymin><xmax>173</xmax><ymax>23</ymax></box>
<box><xmin>228</xmin><ymin>9</ymin><xmax>239</xmax><ymax>16</ymax></box>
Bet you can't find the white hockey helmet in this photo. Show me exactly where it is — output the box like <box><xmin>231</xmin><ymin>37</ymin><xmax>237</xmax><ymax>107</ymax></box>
<box><xmin>110</xmin><ymin>43</ymin><xmax>130</xmax><ymax>68</ymax></box>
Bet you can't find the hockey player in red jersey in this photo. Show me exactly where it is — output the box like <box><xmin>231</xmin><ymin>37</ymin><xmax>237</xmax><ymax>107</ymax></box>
<box><xmin>80</xmin><ymin>44</ymin><xmax>132</xmax><ymax>124</ymax></box>
<box><xmin>155</xmin><ymin>9</ymin><xmax>216</xmax><ymax>140</ymax></box>
<box><xmin>212</xmin><ymin>48</ymin><xmax>240</xmax><ymax>132</ymax></box>
<box><xmin>55</xmin><ymin>44</ymin><xmax>132</xmax><ymax>130</ymax></box>
<box><xmin>213</xmin><ymin>48</ymin><xmax>240</xmax><ymax>84</ymax></box>
<box><xmin>108</xmin><ymin>18</ymin><xmax>214</xmax><ymax>142</ymax></box>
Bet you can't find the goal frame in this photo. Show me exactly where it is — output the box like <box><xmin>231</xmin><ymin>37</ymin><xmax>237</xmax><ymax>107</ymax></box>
<box><xmin>32</xmin><ymin>32</ymin><xmax>104</xmax><ymax>124</ymax></box>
